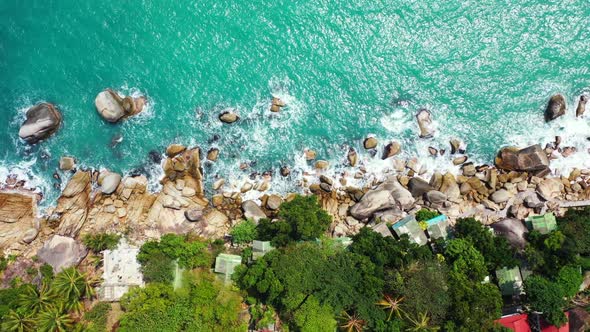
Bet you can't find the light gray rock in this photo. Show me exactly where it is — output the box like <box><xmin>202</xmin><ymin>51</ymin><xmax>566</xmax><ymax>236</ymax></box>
<box><xmin>536</xmin><ymin>178</ymin><xmax>564</xmax><ymax>201</ymax></box>
<box><xmin>184</xmin><ymin>208</ymin><xmax>203</xmax><ymax>222</ymax></box>
<box><xmin>425</xmin><ymin>190</ymin><xmax>447</xmax><ymax>205</ymax></box>
<box><xmin>408</xmin><ymin>178</ymin><xmax>433</xmax><ymax>198</ymax></box>
<box><xmin>22</xmin><ymin>228</ymin><xmax>38</xmax><ymax>244</ymax></box>
<box><xmin>350</xmin><ymin>190</ymin><xmax>396</xmax><ymax>220</ymax></box>
<box><xmin>95</xmin><ymin>90</ymin><xmax>125</xmax><ymax>122</ymax></box>
<box><xmin>18</xmin><ymin>103</ymin><xmax>62</xmax><ymax>144</ymax></box>
<box><xmin>38</xmin><ymin>235</ymin><xmax>88</xmax><ymax>272</ymax></box>
<box><xmin>350</xmin><ymin>177</ymin><xmax>414</xmax><ymax>220</ymax></box>
<box><xmin>416</xmin><ymin>109</ymin><xmax>435</xmax><ymax>138</ymax></box>
<box><xmin>101</xmin><ymin>173</ymin><xmax>122</xmax><ymax>194</ymax></box>
<box><xmin>490</xmin><ymin>218</ymin><xmax>529</xmax><ymax>250</ymax></box>
<box><xmin>490</xmin><ymin>189</ymin><xmax>511</xmax><ymax>203</ymax></box>
<box><xmin>242</xmin><ymin>200</ymin><xmax>267</xmax><ymax>222</ymax></box>
<box><xmin>524</xmin><ymin>193</ymin><xmax>544</xmax><ymax>208</ymax></box>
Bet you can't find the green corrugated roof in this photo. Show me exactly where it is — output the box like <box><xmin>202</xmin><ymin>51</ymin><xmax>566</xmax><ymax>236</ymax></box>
<box><xmin>527</xmin><ymin>213</ymin><xmax>557</xmax><ymax>234</ymax></box>
<box><xmin>496</xmin><ymin>266</ymin><xmax>523</xmax><ymax>296</ymax></box>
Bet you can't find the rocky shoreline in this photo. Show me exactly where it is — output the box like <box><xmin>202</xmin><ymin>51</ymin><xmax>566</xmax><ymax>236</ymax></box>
<box><xmin>1</xmin><ymin>92</ymin><xmax>590</xmax><ymax>278</ymax></box>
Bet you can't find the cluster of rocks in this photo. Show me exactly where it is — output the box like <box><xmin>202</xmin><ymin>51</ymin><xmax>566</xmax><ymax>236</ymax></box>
<box><xmin>94</xmin><ymin>89</ymin><xmax>146</xmax><ymax>123</ymax></box>
<box><xmin>545</xmin><ymin>93</ymin><xmax>588</xmax><ymax>121</ymax></box>
<box><xmin>17</xmin><ymin>89</ymin><xmax>147</xmax><ymax>146</ymax></box>
<box><xmin>6</xmin><ymin>93</ymin><xmax>590</xmax><ymax>279</ymax></box>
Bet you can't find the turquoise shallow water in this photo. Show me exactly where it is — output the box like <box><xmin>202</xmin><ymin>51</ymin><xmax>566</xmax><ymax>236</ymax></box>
<box><xmin>1</xmin><ymin>1</ymin><xmax>589</xmax><ymax>204</ymax></box>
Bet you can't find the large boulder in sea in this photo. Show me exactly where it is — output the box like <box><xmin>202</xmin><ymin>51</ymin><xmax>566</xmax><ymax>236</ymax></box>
<box><xmin>18</xmin><ymin>103</ymin><xmax>62</xmax><ymax>144</ymax></box>
<box><xmin>95</xmin><ymin>89</ymin><xmax>146</xmax><ymax>123</ymax></box>
<box><xmin>349</xmin><ymin>176</ymin><xmax>414</xmax><ymax>220</ymax></box>
<box><xmin>37</xmin><ymin>235</ymin><xmax>88</xmax><ymax>272</ymax></box>
<box><xmin>545</xmin><ymin>94</ymin><xmax>566</xmax><ymax>122</ymax></box>
<box><xmin>416</xmin><ymin>109</ymin><xmax>435</xmax><ymax>138</ymax></box>
<box><xmin>495</xmin><ymin>144</ymin><xmax>549</xmax><ymax>175</ymax></box>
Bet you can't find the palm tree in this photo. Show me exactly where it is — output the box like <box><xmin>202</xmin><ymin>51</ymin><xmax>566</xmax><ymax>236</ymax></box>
<box><xmin>1</xmin><ymin>310</ymin><xmax>36</xmax><ymax>332</ymax></box>
<box><xmin>37</xmin><ymin>306</ymin><xmax>74</xmax><ymax>332</ymax></box>
<box><xmin>376</xmin><ymin>295</ymin><xmax>405</xmax><ymax>321</ymax></box>
<box><xmin>52</xmin><ymin>267</ymin><xmax>85</xmax><ymax>300</ymax></box>
<box><xmin>405</xmin><ymin>312</ymin><xmax>439</xmax><ymax>332</ymax></box>
<box><xmin>339</xmin><ymin>311</ymin><xmax>365</xmax><ymax>332</ymax></box>
<box><xmin>18</xmin><ymin>283</ymin><xmax>55</xmax><ymax>313</ymax></box>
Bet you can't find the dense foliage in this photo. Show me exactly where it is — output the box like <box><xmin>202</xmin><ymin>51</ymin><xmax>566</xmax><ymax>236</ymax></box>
<box><xmin>82</xmin><ymin>233</ymin><xmax>122</xmax><ymax>252</ymax></box>
<box><xmin>230</xmin><ymin>219</ymin><xmax>258</xmax><ymax>244</ymax></box>
<box><xmin>0</xmin><ymin>267</ymin><xmax>97</xmax><ymax>332</ymax></box>
<box><xmin>119</xmin><ymin>270</ymin><xmax>247</xmax><ymax>332</ymax></box>
<box><xmin>257</xmin><ymin>195</ymin><xmax>331</xmax><ymax>247</ymax></box>
<box><xmin>453</xmin><ymin>218</ymin><xmax>517</xmax><ymax>272</ymax></box>
<box><xmin>137</xmin><ymin>234</ymin><xmax>211</xmax><ymax>283</ymax></box>
<box><xmin>415</xmin><ymin>208</ymin><xmax>440</xmax><ymax>222</ymax></box>
<box><xmin>234</xmin><ymin>225</ymin><xmax>508</xmax><ymax>331</ymax></box>
<box><xmin>84</xmin><ymin>302</ymin><xmax>112</xmax><ymax>332</ymax></box>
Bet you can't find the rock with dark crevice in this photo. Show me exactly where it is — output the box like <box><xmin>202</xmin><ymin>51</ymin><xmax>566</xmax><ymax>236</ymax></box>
<box><xmin>18</xmin><ymin>103</ymin><xmax>62</xmax><ymax>144</ymax></box>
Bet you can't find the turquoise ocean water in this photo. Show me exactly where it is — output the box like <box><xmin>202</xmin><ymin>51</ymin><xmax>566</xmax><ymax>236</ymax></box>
<box><xmin>1</xmin><ymin>1</ymin><xmax>589</xmax><ymax>206</ymax></box>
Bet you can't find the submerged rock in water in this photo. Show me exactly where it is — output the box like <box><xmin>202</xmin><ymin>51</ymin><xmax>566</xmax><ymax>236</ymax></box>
<box><xmin>280</xmin><ymin>165</ymin><xmax>291</xmax><ymax>177</ymax></box>
<box><xmin>545</xmin><ymin>94</ymin><xmax>566</xmax><ymax>122</ymax></box>
<box><xmin>95</xmin><ymin>89</ymin><xmax>146</xmax><ymax>123</ymax></box>
<box><xmin>347</xmin><ymin>148</ymin><xmax>358</xmax><ymax>167</ymax></box>
<box><xmin>495</xmin><ymin>144</ymin><xmax>549</xmax><ymax>175</ymax></box>
<box><xmin>219</xmin><ymin>110</ymin><xmax>239</xmax><ymax>123</ymax></box>
<box><xmin>576</xmin><ymin>95</ymin><xmax>588</xmax><ymax>117</ymax></box>
<box><xmin>110</xmin><ymin>133</ymin><xmax>123</xmax><ymax>148</ymax></box>
<box><xmin>18</xmin><ymin>103</ymin><xmax>62</xmax><ymax>144</ymax></box>
<box><xmin>270</xmin><ymin>97</ymin><xmax>286</xmax><ymax>112</ymax></box>
<box><xmin>206</xmin><ymin>148</ymin><xmax>219</xmax><ymax>161</ymax></box>
<box><xmin>59</xmin><ymin>157</ymin><xmax>76</xmax><ymax>171</ymax></box>
<box><xmin>416</xmin><ymin>109</ymin><xmax>435</xmax><ymax>138</ymax></box>
<box><xmin>148</xmin><ymin>150</ymin><xmax>162</xmax><ymax>164</ymax></box>
<box><xmin>363</xmin><ymin>137</ymin><xmax>378</xmax><ymax>149</ymax></box>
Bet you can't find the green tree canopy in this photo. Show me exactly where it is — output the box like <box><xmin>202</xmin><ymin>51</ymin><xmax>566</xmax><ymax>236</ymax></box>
<box><xmin>256</xmin><ymin>195</ymin><xmax>331</xmax><ymax>247</ymax></box>
<box><xmin>119</xmin><ymin>271</ymin><xmax>246</xmax><ymax>332</ymax></box>
<box><xmin>453</xmin><ymin>218</ymin><xmax>517</xmax><ymax>272</ymax></box>
<box><xmin>349</xmin><ymin>227</ymin><xmax>432</xmax><ymax>273</ymax></box>
<box><xmin>234</xmin><ymin>241</ymin><xmax>384</xmax><ymax>329</ymax></box>
<box><xmin>230</xmin><ymin>219</ymin><xmax>258</xmax><ymax>244</ymax></box>
<box><xmin>137</xmin><ymin>234</ymin><xmax>212</xmax><ymax>284</ymax></box>
<box><xmin>524</xmin><ymin>275</ymin><xmax>568</xmax><ymax>327</ymax></box>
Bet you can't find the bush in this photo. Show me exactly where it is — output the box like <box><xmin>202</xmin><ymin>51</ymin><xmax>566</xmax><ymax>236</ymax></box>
<box><xmin>230</xmin><ymin>219</ymin><xmax>257</xmax><ymax>244</ymax></box>
<box><xmin>257</xmin><ymin>195</ymin><xmax>331</xmax><ymax>247</ymax></box>
<box><xmin>83</xmin><ymin>233</ymin><xmax>121</xmax><ymax>252</ymax></box>
<box><xmin>84</xmin><ymin>302</ymin><xmax>111</xmax><ymax>332</ymax></box>
<box><xmin>119</xmin><ymin>271</ymin><xmax>247</xmax><ymax>332</ymax></box>
<box><xmin>137</xmin><ymin>234</ymin><xmax>212</xmax><ymax>284</ymax></box>
<box><xmin>141</xmin><ymin>253</ymin><xmax>175</xmax><ymax>284</ymax></box>
<box><xmin>415</xmin><ymin>208</ymin><xmax>440</xmax><ymax>222</ymax></box>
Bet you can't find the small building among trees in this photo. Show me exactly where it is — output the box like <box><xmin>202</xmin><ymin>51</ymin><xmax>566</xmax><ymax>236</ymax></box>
<box><xmin>391</xmin><ymin>215</ymin><xmax>428</xmax><ymax>245</ymax></box>
<box><xmin>99</xmin><ymin>239</ymin><xmax>144</xmax><ymax>301</ymax></box>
